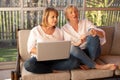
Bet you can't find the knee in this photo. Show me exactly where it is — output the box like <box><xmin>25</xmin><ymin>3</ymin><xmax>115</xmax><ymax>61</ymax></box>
<box><xmin>24</xmin><ymin>57</ymin><xmax>37</xmax><ymax>71</ymax></box>
<box><xmin>87</xmin><ymin>36</ymin><xmax>100</xmax><ymax>45</ymax></box>
<box><xmin>87</xmin><ymin>35</ymin><xmax>100</xmax><ymax>42</ymax></box>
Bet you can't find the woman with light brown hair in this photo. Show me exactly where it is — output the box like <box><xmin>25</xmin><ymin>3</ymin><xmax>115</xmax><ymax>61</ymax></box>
<box><xmin>62</xmin><ymin>4</ymin><xmax>116</xmax><ymax>70</ymax></box>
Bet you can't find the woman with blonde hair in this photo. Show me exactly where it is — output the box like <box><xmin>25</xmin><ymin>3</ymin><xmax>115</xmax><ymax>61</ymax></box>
<box><xmin>62</xmin><ymin>4</ymin><xmax>116</xmax><ymax>70</ymax></box>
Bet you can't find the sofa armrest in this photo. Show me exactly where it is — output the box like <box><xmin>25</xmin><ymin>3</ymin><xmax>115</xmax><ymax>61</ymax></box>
<box><xmin>11</xmin><ymin>54</ymin><xmax>21</xmax><ymax>80</ymax></box>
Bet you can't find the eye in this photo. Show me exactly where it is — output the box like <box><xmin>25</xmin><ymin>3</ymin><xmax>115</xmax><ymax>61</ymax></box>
<box><xmin>52</xmin><ymin>15</ymin><xmax>57</xmax><ymax>19</ymax></box>
<box><xmin>70</xmin><ymin>11</ymin><xmax>72</xmax><ymax>14</ymax></box>
<box><xmin>52</xmin><ymin>16</ymin><xmax>54</xmax><ymax>18</ymax></box>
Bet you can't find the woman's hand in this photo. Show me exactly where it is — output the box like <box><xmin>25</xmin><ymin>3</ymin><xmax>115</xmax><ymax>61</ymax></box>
<box><xmin>71</xmin><ymin>39</ymin><xmax>82</xmax><ymax>46</ymax></box>
<box><xmin>30</xmin><ymin>47</ymin><xmax>37</xmax><ymax>54</ymax></box>
<box><xmin>88</xmin><ymin>28</ymin><xmax>97</xmax><ymax>37</ymax></box>
<box><xmin>71</xmin><ymin>34</ymin><xmax>87</xmax><ymax>46</ymax></box>
<box><xmin>88</xmin><ymin>28</ymin><xmax>104</xmax><ymax>38</ymax></box>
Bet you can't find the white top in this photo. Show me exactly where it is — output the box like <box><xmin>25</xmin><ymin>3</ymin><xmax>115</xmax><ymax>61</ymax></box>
<box><xmin>62</xmin><ymin>19</ymin><xmax>106</xmax><ymax>49</ymax></box>
<box><xmin>27</xmin><ymin>25</ymin><xmax>64</xmax><ymax>56</ymax></box>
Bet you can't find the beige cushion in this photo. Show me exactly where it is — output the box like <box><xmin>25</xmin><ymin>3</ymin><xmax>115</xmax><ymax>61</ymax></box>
<box><xmin>71</xmin><ymin>69</ymin><xmax>113</xmax><ymax>80</ymax></box>
<box><xmin>18</xmin><ymin>30</ymin><xmax>31</xmax><ymax>61</ymax></box>
<box><xmin>111</xmin><ymin>23</ymin><xmax>120</xmax><ymax>55</ymax></box>
<box><xmin>100</xmin><ymin>27</ymin><xmax>114</xmax><ymax>55</ymax></box>
<box><xmin>21</xmin><ymin>67</ymin><xmax>70</xmax><ymax>80</ymax></box>
<box><xmin>100</xmin><ymin>55</ymin><xmax>120</xmax><ymax>65</ymax></box>
<box><xmin>100</xmin><ymin>55</ymin><xmax>120</xmax><ymax>76</ymax></box>
<box><xmin>115</xmin><ymin>68</ymin><xmax>120</xmax><ymax>76</ymax></box>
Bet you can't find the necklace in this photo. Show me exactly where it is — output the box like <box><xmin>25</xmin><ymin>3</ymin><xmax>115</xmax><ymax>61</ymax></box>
<box><xmin>38</xmin><ymin>26</ymin><xmax>58</xmax><ymax>41</ymax></box>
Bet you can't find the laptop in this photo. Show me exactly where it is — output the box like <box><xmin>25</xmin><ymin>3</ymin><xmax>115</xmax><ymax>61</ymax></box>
<box><xmin>36</xmin><ymin>41</ymin><xmax>71</xmax><ymax>61</ymax></box>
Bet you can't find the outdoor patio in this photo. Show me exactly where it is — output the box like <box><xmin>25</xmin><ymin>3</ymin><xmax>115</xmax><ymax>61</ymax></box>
<box><xmin>0</xmin><ymin>0</ymin><xmax>120</xmax><ymax>80</ymax></box>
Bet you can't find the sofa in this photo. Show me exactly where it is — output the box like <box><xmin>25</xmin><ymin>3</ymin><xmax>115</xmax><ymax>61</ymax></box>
<box><xmin>11</xmin><ymin>23</ymin><xmax>120</xmax><ymax>80</ymax></box>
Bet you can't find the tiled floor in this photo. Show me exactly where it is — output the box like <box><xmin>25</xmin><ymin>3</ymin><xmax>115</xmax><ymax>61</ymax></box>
<box><xmin>0</xmin><ymin>62</ymin><xmax>16</xmax><ymax>80</ymax></box>
<box><xmin>0</xmin><ymin>69</ymin><xmax>14</xmax><ymax>80</ymax></box>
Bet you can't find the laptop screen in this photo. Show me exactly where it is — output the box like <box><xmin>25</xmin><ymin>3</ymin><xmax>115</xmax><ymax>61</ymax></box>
<box><xmin>36</xmin><ymin>41</ymin><xmax>71</xmax><ymax>61</ymax></box>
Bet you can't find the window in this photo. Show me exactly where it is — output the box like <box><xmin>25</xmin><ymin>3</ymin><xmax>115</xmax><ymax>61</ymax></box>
<box><xmin>0</xmin><ymin>0</ymin><xmax>120</xmax><ymax>63</ymax></box>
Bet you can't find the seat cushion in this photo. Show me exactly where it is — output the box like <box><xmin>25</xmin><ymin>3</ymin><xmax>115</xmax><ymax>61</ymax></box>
<box><xmin>99</xmin><ymin>55</ymin><xmax>120</xmax><ymax>65</ymax></box>
<box><xmin>71</xmin><ymin>69</ymin><xmax>113</xmax><ymax>80</ymax></box>
<box><xmin>99</xmin><ymin>55</ymin><xmax>120</xmax><ymax>76</ymax></box>
<box><xmin>21</xmin><ymin>67</ymin><xmax>70</xmax><ymax>80</ymax></box>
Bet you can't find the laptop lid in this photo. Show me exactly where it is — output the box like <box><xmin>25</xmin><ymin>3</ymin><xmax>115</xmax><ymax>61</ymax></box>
<box><xmin>36</xmin><ymin>41</ymin><xmax>71</xmax><ymax>61</ymax></box>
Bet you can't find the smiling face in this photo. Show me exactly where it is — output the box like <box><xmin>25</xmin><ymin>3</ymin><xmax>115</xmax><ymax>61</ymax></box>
<box><xmin>65</xmin><ymin>5</ymin><xmax>79</xmax><ymax>22</ymax></box>
<box><xmin>47</xmin><ymin>11</ymin><xmax>58</xmax><ymax>28</ymax></box>
<box><xmin>41</xmin><ymin>7</ymin><xmax>58</xmax><ymax>28</ymax></box>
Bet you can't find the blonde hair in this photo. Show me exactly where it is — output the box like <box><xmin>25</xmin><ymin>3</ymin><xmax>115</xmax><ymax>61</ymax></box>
<box><xmin>41</xmin><ymin>7</ymin><xmax>58</xmax><ymax>27</ymax></box>
<box><xmin>64</xmin><ymin>4</ymin><xmax>78</xmax><ymax>21</ymax></box>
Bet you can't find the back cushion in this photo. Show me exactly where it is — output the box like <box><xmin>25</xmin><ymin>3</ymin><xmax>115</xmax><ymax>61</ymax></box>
<box><xmin>100</xmin><ymin>27</ymin><xmax>114</xmax><ymax>55</ymax></box>
<box><xmin>18</xmin><ymin>30</ymin><xmax>31</xmax><ymax>61</ymax></box>
<box><xmin>111</xmin><ymin>23</ymin><xmax>120</xmax><ymax>55</ymax></box>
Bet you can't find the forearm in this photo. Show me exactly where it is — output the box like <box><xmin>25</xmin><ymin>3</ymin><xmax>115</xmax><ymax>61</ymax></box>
<box><xmin>89</xmin><ymin>28</ymin><xmax>104</xmax><ymax>38</ymax></box>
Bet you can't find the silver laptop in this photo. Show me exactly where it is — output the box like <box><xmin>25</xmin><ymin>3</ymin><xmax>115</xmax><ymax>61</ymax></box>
<box><xmin>36</xmin><ymin>41</ymin><xmax>71</xmax><ymax>61</ymax></box>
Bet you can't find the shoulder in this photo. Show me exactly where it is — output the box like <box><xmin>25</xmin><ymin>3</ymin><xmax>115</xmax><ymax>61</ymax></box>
<box><xmin>31</xmin><ymin>25</ymin><xmax>39</xmax><ymax>31</ymax></box>
<box><xmin>55</xmin><ymin>27</ymin><xmax>60</xmax><ymax>31</ymax></box>
<box><xmin>30</xmin><ymin>25</ymin><xmax>40</xmax><ymax>35</ymax></box>
<box><xmin>54</xmin><ymin>27</ymin><xmax>64</xmax><ymax>38</ymax></box>
<box><xmin>55</xmin><ymin>27</ymin><xmax>63</xmax><ymax>33</ymax></box>
<box><xmin>62</xmin><ymin>23</ymin><xmax>69</xmax><ymax>30</ymax></box>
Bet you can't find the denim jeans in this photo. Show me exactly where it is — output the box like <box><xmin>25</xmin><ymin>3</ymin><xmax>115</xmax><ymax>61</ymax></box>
<box><xmin>70</xmin><ymin>35</ymin><xmax>101</xmax><ymax>68</ymax></box>
<box><xmin>24</xmin><ymin>55</ymin><xmax>79</xmax><ymax>74</ymax></box>
<box><xmin>52</xmin><ymin>55</ymin><xmax>79</xmax><ymax>70</ymax></box>
<box><xmin>86</xmin><ymin>35</ymin><xmax>101</xmax><ymax>60</ymax></box>
<box><xmin>24</xmin><ymin>57</ymin><xmax>53</xmax><ymax>74</ymax></box>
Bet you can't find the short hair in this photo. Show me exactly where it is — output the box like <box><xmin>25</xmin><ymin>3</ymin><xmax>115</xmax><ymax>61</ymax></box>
<box><xmin>41</xmin><ymin>7</ymin><xmax>58</xmax><ymax>27</ymax></box>
<box><xmin>64</xmin><ymin>4</ymin><xmax>78</xmax><ymax>21</ymax></box>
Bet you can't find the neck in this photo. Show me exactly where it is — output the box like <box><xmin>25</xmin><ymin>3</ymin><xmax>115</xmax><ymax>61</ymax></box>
<box><xmin>46</xmin><ymin>26</ymin><xmax>55</xmax><ymax>30</ymax></box>
<box><xmin>42</xmin><ymin>26</ymin><xmax>55</xmax><ymax>35</ymax></box>
<box><xmin>69</xmin><ymin>19</ymin><xmax>79</xmax><ymax>25</ymax></box>
<box><xmin>69</xmin><ymin>20</ymin><xmax>79</xmax><ymax>32</ymax></box>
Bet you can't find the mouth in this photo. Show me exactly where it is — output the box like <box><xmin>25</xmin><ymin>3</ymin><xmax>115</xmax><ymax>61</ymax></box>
<box><xmin>72</xmin><ymin>17</ymin><xmax>78</xmax><ymax>20</ymax></box>
<box><xmin>73</xmin><ymin>16</ymin><xmax>78</xmax><ymax>18</ymax></box>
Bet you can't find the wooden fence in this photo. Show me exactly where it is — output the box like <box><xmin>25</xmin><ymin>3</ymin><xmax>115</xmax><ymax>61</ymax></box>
<box><xmin>0</xmin><ymin>0</ymin><xmax>120</xmax><ymax>42</ymax></box>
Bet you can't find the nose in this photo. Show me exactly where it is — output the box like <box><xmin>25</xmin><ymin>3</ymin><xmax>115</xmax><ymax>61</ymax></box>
<box><xmin>72</xmin><ymin>12</ymin><xmax>76</xmax><ymax>16</ymax></box>
<box><xmin>54</xmin><ymin>17</ymin><xmax>58</xmax><ymax>21</ymax></box>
